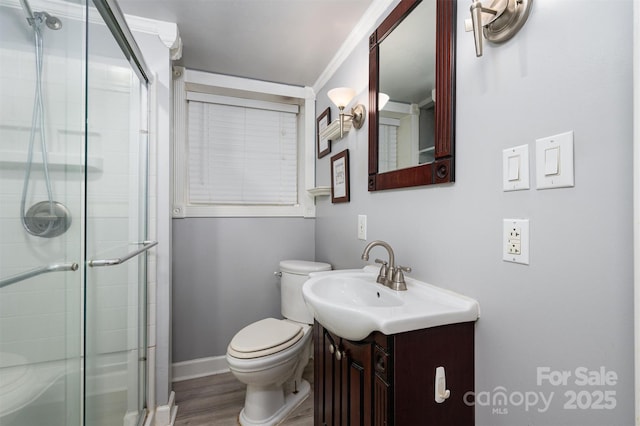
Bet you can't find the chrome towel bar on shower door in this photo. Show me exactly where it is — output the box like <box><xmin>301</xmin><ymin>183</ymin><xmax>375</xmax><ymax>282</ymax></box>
<box><xmin>88</xmin><ymin>240</ymin><xmax>158</xmax><ymax>267</ymax></box>
<box><xmin>0</xmin><ymin>262</ymin><xmax>79</xmax><ymax>288</ymax></box>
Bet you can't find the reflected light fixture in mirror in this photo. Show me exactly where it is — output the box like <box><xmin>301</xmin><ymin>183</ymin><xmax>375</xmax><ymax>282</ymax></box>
<box><xmin>327</xmin><ymin>87</ymin><xmax>366</xmax><ymax>139</ymax></box>
<box><xmin>378</xmin><ymin>93</ymin><xmax>390</xmax><ymax>110</ymax></box>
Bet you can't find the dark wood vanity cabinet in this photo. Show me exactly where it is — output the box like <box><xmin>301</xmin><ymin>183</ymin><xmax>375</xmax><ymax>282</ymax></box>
<box><xmin>313</xmin><ymin>321</ymin><xmax>475</xmax><ymax>426</ymax></box>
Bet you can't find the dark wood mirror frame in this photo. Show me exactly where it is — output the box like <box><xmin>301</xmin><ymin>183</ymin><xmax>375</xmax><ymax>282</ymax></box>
<box><xmin>368</xmin><ymin>0</ymin><xmax>456</xmax><ymax>191</ymax></box>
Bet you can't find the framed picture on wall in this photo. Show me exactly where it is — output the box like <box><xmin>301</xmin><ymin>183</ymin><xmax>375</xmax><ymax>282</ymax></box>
<box><xmin>331</xmin><ymin>149</ymin><xmax>349</xmax><ymax>203</ymax></box>
<box><xmin>317</xmin><ymin>107</ymin><xmax>331</xmax><ymax>158</ymax></box>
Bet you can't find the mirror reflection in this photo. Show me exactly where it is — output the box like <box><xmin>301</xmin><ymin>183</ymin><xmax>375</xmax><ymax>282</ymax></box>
<box><xmin>378</xmin><ymin>0</ymin><xmax>436</xmax><ymax>173</ymax></box>
<box><xmin>369</xmin><ymin>0</ymin><xmax>455</xmax><ymax>191</ymax></box>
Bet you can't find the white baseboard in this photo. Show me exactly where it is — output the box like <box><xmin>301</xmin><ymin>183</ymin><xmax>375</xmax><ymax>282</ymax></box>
<box><xmin>172</xmin><ymin>355</ymin><xmax>229</xmax><ymax>382</ymax></box>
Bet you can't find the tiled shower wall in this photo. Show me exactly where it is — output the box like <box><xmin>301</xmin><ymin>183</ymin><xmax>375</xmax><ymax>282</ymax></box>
<box><xmin>0</xmin><ymin>47</ymin><xmax>84</xmax><ymax>366</ymax></box>
<box><xmin>0</xmin><ymin>45</ymin><xmax>142</xmax><ymax>369</ymax></box>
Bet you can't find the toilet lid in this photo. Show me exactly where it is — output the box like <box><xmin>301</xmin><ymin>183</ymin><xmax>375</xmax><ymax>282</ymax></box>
<box><xmin>228</xmin><ymin>318</ymin><xmax>303</xmax><ymax>359</ymax></box>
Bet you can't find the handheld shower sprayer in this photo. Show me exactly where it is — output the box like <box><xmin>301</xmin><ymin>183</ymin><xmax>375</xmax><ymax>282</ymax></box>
<box><xmin>36</xmin><ymin>12</ymin><xmax>63</xmax><ymax>30</ymax></box>
<box><xmin>19</xmin><ymin>0</ymin><xmax>62</xmax><ymax>31</ymax></box>
<box><xmin>18</xmin><ymin>0</ymin><xmax>70</xmax><ymax>238</ymax></box>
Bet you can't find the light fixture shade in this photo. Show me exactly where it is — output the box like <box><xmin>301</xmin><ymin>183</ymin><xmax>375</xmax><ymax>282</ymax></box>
<box><xmin>327</xmin><ymin>87</ymin><xmax>356</xmax><ymax>108</ymax></box>
<box><xmin>378</xmin><ymin>93</ymin><xmax>390</xmax><ymax>111</ymax></box>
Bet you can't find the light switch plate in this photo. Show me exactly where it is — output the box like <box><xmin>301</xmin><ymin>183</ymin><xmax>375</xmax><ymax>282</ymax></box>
<box><xmin>536</xmin><ymin>131</ymin><xmax>574</xmax><ymax>189</ymax></box>
<box><xmin>357</xmin><ymin>215</ymin><xmax>367</xmax><ymax>240</ymax></box>
<box><xmin>502</xmin><ymin>144</ymin><xmax>529</xmax><ymax>191</ymax></box>
<box><xmin>503</xmin><ymin>218</ymin><xmax>529</xmax><ymax>265</ymax></box>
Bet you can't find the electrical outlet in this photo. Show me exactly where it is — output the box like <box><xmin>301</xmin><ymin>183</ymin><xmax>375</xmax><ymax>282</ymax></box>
<box><xmin>508</xmin><ymin>242</ymin><xmax>521</xmax><ymax>255</ymax></box>
<box><xmin>509</xmin><ymin>227</ymin><xmax>521</xmax><ymax>239</ymax></box>
<box><xmin>503</xmin><ymin>219</ymin><xmax>529</xmax><ymax>264</ymax></box>
<box><xmin>358</xmin><ymin>215</ymin><xmax>367</xmax><ymax>240</ymax></box>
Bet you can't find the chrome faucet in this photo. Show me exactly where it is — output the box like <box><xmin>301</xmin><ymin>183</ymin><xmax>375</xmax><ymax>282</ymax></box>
<box><xmin>361</xmin><ymin>240</ymin><xmax>394</xmax><ymax>284</ymax></box>
<box><xmin>360</xmin><ymin>240</ymin><xmax>411</xmax><ymax>291</ymax></box>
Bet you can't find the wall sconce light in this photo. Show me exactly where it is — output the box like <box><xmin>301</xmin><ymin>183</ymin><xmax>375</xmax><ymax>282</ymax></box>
<box><xmin>465</xmin><ymin>0</ymin><xmax>532</xmax><ymax>57</ymax></box>
<box><xmin>324</xmin><ymin>87</ymin><xmax>366</xmax><ymax>139</ymax></box>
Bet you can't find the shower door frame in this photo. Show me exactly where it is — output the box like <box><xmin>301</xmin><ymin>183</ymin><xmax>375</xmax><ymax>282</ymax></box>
<box><xmin>86</xmin><ymin>1</ymin><xmax>153</xmax><ymax>425</ymax></box>
<box><xmin>634</xmin><ymin>1</ymin><xmax>640</xmax><ymax>423</ymax></box>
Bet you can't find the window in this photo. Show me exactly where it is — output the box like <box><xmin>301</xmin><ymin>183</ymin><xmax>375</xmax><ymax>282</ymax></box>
<box><xmin>173</xmin><ymin>69</ymin><xmax>316</xmax><ymax>217</ymax></box>
<box><xmin>187</xmin><ymin>96</ymin><xmax>298</xmax><ymax>205</ymax></box>
<box><xmin>379</xmin><ymin>118</ymin><xmax>398</xmax><ymax>173</ymax></box>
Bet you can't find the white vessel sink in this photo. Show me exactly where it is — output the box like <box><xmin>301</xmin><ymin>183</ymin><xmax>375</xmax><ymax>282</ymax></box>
<box><xmin>302</xmin><ymin>266</ymin><xmax>480</xmax><ymax>341</ymax></box>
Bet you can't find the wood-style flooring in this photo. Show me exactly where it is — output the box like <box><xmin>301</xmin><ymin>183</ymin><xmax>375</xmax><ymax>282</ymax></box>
<box><xmin>173</xmin><ymin>363</ymin><xmax>314</xmax><ymax>426</ymax></box>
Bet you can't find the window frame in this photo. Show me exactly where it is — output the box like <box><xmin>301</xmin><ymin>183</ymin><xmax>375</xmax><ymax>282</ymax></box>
<box><xmin>172</xmin><ymin>68</ymin><xmax>316</xmax><ymax>218</ymax></box>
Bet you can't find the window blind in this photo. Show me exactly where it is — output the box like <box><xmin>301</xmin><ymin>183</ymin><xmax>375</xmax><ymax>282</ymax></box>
<box><xmin>378</xmin><ymin>122</ymin><xmax>398</xmax><ymax>173</ymax></box>
<box><xmin>187</xmin><ymin>100</ymin><xmax>298</xmax><ymax>205</ymax></box>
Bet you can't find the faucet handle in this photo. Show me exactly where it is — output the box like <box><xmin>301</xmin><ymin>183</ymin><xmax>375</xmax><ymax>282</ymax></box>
<box><xmin>390</xmin><ymin>265</ymin><xmax>411</xmax><ymax>291</ymax></box>
<box><xmin>374</xmin><ymin>259</ymin><xmax>388</xmax><ymax>285</ymax></box>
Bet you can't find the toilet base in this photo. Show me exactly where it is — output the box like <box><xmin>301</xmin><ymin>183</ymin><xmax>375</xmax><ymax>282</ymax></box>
<box><xmin>239</xmin><ymin>379</ymin><xmax>310</xmax><ymax>426</ymax></box>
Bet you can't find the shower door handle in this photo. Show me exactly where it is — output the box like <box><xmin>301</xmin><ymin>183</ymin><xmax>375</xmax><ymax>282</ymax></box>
<box><xmin>88</xmin><ymin>240</ymin><xmax>158</xmax><ymax>267</ymax></box>
<box><xmin>0</xmin><ymin>262</ymin><xmax>79</xmax><ymax>288</ymax></box>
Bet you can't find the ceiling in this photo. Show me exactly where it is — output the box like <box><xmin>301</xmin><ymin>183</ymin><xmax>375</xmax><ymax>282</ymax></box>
<box><xmin>117</xmin><ymin>0</ymin><xmax>374</xmax><ymax>88</ymax></box>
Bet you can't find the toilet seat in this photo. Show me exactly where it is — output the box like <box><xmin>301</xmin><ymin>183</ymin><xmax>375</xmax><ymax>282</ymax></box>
<box><xmin>228</xmin><ymin>318</ymin><xmax>304</xmax><ymax>359</ymax></box>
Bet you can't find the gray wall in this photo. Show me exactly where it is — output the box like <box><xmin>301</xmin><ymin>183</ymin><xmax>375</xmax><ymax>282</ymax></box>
<box><xmin>314</xmin><ymin>0</ymin><xmax>634</xmax><ymax>425</ymax></box>
<box><xmin>172</xmin><ymin>217</ymin><xmax>316</xmax><ymax>361</ymax></box>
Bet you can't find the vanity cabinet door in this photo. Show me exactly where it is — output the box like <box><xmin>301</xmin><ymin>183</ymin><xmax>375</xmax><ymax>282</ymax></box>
<box><xmin>314</xmin><ymin>323</ymin><xmax>341</xmax><ymax>426</ymax></box>
<box><xmin>313</xmin><ymin>323</ymin><xmax>376</xmax><ymax>426</ymax></box>
<box><xmin>340</xmin><ymin>338</ymin><xmax>373</xmax><ymax>425</ymax></box>
<box><xmin>392</xmin><ymin>322</ymin><xmax>475</xmax><ymax>425</ymax></box>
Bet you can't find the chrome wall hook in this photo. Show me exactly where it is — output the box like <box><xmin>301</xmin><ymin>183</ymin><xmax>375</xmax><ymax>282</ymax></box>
<box><xmin>465</xmin><ymin>0</ymin><xmax>533</xmax><ymax>57</ymax></box>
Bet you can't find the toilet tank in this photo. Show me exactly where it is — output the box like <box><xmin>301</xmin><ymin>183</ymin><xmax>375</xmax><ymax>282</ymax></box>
<box><xmin>280</xmin><ymin>260</ymin><xmax>331</xmax><ymax>324</ymax></box>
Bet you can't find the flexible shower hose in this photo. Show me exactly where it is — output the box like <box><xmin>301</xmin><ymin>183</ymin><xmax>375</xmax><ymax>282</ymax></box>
<box><xmin>20</xmin><ymin>15</ymin><xmax>56</xmax><ymax>237</ymax></box>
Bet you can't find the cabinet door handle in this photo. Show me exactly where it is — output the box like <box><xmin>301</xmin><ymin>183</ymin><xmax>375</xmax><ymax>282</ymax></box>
<box><xmin>335</xmin><ymin>350</ymin><xmax>343</xmax><ymax>361</ymax></box>
<box><xmin>329</xmin><ymin>343</ymin><xmax>335</xmax><ymax>354</ymax></box>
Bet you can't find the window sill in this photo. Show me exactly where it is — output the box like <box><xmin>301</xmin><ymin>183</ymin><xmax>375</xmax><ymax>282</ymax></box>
<box><xmin>173</xmin><ymin>204</ymin><xmax>312</xmax><ymax>218</ymax></box>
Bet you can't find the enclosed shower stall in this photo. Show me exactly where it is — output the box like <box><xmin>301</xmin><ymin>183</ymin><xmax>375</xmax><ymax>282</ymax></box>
<box><xmin>0</xmin><ymin>0</ymin><xmax>153</xmax><ymax>424</ymax></box>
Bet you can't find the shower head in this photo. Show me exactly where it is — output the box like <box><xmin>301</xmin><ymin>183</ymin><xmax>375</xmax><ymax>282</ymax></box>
<box><xmin>43</xmin><ymin>12</ymin><xmax>62</xmax><ymax>30</ymax></box>
<box><xmin>45</xmin><ymin>15</ymin><xmax>62</xmax><ymax>30</ymax></box>
<box><xmin>19</xmin><ymin>0</ymin><xmax>62</xmax><ymax>30</ymax></box>
<box><xmin>34</xmin><ymin>11</ymin><xmax>62</xmax><ymax>30</ymax></box>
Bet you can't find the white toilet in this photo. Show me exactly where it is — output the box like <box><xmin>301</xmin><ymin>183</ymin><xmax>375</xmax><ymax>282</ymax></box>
<box><xmin>226</xmin><ymin>260</ymin><xmax>331</xmax><ymax>426</ymax></box>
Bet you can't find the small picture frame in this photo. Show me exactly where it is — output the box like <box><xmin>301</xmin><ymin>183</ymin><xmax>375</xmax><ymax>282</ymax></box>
<box><xmin>331</xmin><ymin>149</ymin><xmax>350</xmax><ymax>203</ymax></box>
<box><xmin>317</xmin><ymin>107</ymin><xmax>331</xmax><ymax>159</ymax></box>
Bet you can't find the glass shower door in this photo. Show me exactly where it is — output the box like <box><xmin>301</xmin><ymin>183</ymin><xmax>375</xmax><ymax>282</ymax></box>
<box><xmin>83</xmin><ymin>4</ymin><xmax>149</xmax><ymax>424</ymax></box>
<box><xmin>0</xmin><ymin>1</ymin><xmax>85</xmax><ymax>425</ymax></box>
